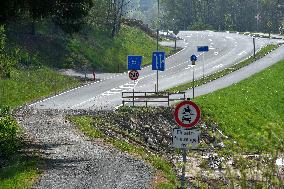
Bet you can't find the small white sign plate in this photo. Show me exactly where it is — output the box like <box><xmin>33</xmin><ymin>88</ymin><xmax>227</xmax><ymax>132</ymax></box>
<box><xmin>172</xmin><ymin>128</ymin><xmax>201</xmax><ymax>149</ymax></box>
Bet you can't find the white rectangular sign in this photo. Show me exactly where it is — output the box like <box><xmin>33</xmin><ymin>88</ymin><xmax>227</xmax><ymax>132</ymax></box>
<box><xmin>172</xmin><ymin>128</ymin><xmax>201</xmax><ymax>149</ymax></box>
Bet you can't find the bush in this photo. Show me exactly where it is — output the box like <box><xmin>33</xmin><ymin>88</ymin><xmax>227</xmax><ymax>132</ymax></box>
<box><xmin>0</xmin><ymin>106</ymin><xmax>20</xmax><ymax>157</ymax></box>
<box><xmin>0</xmin><ymin>25</ymin><xmax>17</xmax><ymax>78</ymax></box>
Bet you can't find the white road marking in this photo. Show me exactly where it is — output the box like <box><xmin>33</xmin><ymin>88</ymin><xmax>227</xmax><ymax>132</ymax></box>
<box><xmin>225</xmin><ymin>36</ymin><xmax>235</xmax><ymax>40</ymax></box>
<box><xmin>238</xmin><ymin>51</ymin><xmax>247</xmax><ymax>56</ymax></box>
<box><xmin>213</xmin><ymin>64</ymin><xmax>223</xmax><ymax>69</ymax></box>
<box><xmin>185</xmin><ymin>65</ymin><xmax>194</xmax><ymax>70</ymax></box>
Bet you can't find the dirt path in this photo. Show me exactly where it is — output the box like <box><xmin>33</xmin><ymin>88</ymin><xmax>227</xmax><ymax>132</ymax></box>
<box><xmin>15</xmin><ymin>109</ymin><xmax>153</xmax><ymax>189</ymax></box>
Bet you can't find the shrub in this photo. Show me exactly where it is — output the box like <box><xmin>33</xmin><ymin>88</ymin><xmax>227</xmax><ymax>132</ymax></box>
<box><xmin>0</xmin><ymin>25</ymin><xmax>17</xmax><ymax>78</ymax></box>
<box><xmin>0</xmin><ymin>106</ymin><xmax>20</xmax><ymax>157</ymax></box>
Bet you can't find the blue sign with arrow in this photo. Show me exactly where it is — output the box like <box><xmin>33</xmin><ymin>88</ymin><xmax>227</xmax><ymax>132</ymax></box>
<box><xmin>128</xmin><ymin>55</ymin><xmax>142</xmax><ymax>70</ymax></box>
<box><xmin>197</xmin><ymin>46</ymin><xmax>209</xmax><ymax>52</ymax></box>
<box><xmin>152</xmin><ymin>52</ymin><xmax>165</xmax><ymax>71</ymax></box>
<box><xmin>190</xmin><ymin>55</ymin><xmax>197</xmax><ymax>62</ymax></box>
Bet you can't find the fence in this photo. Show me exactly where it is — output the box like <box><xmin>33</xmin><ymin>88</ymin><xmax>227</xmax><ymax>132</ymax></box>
<box><xmin>122</xmin><ymin>91</ymin><xmax>186</xmax><ymax>107</ymax></box>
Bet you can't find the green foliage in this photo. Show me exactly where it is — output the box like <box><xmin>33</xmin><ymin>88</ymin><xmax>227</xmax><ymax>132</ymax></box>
<box><xmin>67</xmin><ymin>25</ymin><xmax>172</xmax><ymax>72</ymax></box>
<box><xmin>195</xmin><ymin>59</ymin><xmax>284</xmax><ymax>152</ymax></box>
<box><xmin>0</xmin><ymin>26</ymin><xmax>17</xmax><ymax>79</ymax></box>
<box><xmin>0</xmin><ymin>106</ymin><xmax>20</xmax><ymax>157</ymax></box>
<box><xmin>188</xmin><ymin>21</ymin><xmax>214</xmax><ymax>31</ymax></box>
<box><xmin>162</xmin><ymin>0</ymin><xmax>283</xmax><ymax>33</ymax></box>
<box><xmin>53</xmin><ymin>0</ymin><xmax>93</xmax><ymax>34</ymax></box>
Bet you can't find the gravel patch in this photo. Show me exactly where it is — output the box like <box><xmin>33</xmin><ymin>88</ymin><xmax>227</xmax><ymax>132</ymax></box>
<box><xmin>14</xmin><ymin>108</ymin><xmax>154</xmax><ymax>189</ymax></box>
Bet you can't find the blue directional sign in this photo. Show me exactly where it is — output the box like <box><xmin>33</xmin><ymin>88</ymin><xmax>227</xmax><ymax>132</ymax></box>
<box><xmin>128</xmin><ymin>55</ymin><xmax>142</xmax><ymax>70</ymax></box>
<box><xmin>197</xmin><ymin>46</ymin><xmax>209</xmax><ymax>52</ymax></box>
<box><xmin>190</xmin><ymin>55</ymin><xmax>197</xmax><ymax>62</ymax></box>
<box><xmin>152</xmin><ymin>51</ymin><xmax>165</xmax><ymax>71</ymax></box>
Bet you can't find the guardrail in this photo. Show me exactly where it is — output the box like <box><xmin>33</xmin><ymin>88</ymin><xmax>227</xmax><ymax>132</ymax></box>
<box><xmin>122</xmin><ymin>91</ymin><xmax>186</xmax><ymax>107</ymax></box>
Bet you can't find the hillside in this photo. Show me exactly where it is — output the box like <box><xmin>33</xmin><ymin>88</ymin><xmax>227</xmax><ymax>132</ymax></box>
<box><xmin>7</xmin><ymin>21</ymin><xmax>172</xmax><ymax>73</ymax></box>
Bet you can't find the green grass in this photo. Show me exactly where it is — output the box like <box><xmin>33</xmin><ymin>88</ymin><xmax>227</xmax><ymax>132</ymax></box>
<box><xmin>68</xmin><ymin>25</ymin><xmax>173</xmax><ymax>72</ymax></box>
<box><xmin>194</xmin><ymin>59</ymin><xmax>284</xmax><ymax>152</ymax></box>
<box><xmin>0</xmin><ymin>156</ymin><xmax>40</xmax><ymax>189</ymax></box>
<box><xmin>167</xmin><ymin>44</ymin><xmax>280</xmax><ymax>93</ymax></box>
<box><xmin>0</xmin><ymin>67</ymin><xmax>80</xmax><ymax>108</ymax></box>
<box><xmin>69</xmin><ymin>115</ymin><xmax>177</xmax><ymax>189</ymax></box>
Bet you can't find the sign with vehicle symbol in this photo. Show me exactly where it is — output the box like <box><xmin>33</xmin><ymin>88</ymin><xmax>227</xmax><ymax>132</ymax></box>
<box><xmin>172</xmin><ymin>128</ymin><xmax>201</xmax><ymax>149</ymax></box>
<box><xmin>174</xmin><ymin>101</ymin><xmax>201</xmax><ymax>128</ymax></box>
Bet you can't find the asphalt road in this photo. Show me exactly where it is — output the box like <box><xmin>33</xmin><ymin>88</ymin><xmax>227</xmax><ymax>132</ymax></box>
<box><xmin>30</xmin><ymin>31</ymin><xmax>282</xmax><ymax>110</ymax></box>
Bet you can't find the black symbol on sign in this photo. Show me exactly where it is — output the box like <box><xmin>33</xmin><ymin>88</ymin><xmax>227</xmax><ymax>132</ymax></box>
<box><xmin>181</xmin><ymin>106</ymin><xmax>195</xmax><ymax>123</ymax></box>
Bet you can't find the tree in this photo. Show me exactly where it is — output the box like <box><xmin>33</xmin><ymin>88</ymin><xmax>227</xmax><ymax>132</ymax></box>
<box><xmin>53</xmin><ymin>0</ymin><xmax>93</xmax><ymax>34</ymax></box>
<box><xmin>0</xmin><ymin>26</ymin><xmax>16</xmax><ymax>79</ymax></box>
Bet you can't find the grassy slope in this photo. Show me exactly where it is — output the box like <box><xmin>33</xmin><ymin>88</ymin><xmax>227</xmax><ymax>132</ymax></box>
<box><xmin>0</xmin><ymin>68</ymin><xmax>80</xmax><ymax>108</ymax></box>
<box><xmin>194</xmin><ymin>60</ymin><xmax>284</xmax><ymax>152</ymax></box>
<box><xmin>68</xmin><ymin>25</ymin><xmax>172</xmax><ymax>72</ymax></box>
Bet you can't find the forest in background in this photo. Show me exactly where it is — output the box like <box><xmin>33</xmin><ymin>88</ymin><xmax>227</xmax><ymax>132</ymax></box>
<box><xmin>127</xmin><ymin>0</ymin><xmax>284</xmax><ymax>33</ymax></box>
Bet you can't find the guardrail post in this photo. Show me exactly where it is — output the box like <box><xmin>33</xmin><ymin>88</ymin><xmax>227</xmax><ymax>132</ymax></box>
<box><xmin>132</xmin><ymin>90</ymin><xmax>135</xmax><ymax>106</ymax></box>
<box><xmin>168</xmin><ymin>92</ymin><xmax>170</xmax><ymax>106</ymax></box>
<box><xmin>145</xmin><ymin>92</ymin><xmax>148</xmax><ymax>107</ymax></box>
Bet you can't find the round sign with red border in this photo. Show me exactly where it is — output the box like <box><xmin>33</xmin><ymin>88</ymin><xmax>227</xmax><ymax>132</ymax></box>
<box><xmin>174</xmin><ymin>101</ymin><xmax>201</xmax><ymax>128</ymax></box>
<box><xmin>129</xmin><ymin>70</ymin><xmax>139</xmax><ymax>81</ymax></box>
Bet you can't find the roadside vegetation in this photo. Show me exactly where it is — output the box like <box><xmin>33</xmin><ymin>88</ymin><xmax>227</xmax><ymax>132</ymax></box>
<box><xmin>167</xmin><ymin>43</ymin><xmax>281</xmax><ymax>93</ymax></box>
<box><xmin>0</xmin><ymin>106</ymin><xmax>40</xmax><ymax>189</ymax></box>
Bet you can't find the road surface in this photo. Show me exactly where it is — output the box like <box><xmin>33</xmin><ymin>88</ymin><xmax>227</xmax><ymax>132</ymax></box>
<box><xmin>29</xmin><ymin>31</ymin><xmax>282</xmax><ymax>110</ymax></box>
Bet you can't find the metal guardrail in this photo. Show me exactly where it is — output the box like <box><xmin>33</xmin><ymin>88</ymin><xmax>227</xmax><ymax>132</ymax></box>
<box><xmin>122</xmin><ymin>91</ymin><xmax>186</xmax><ymax>106</ymax></box>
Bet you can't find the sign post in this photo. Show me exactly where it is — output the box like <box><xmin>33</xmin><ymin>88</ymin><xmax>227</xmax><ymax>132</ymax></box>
<box><xmin>197</xmin><ymin>46</ymin><xmax>209</xmax><ymax>80</ymax></box>
<box><xmin>173</xmin><ymin>100</ymin><xmax>201</xmax><ymax>189</ymax></box>
<box><xmin>128</xmin><ymin>70</ymin><xmax>139</xmax><ymax>106</ymax></box>
<box><xmin>190</xmin><ymin>55</ymin><xmax>197</xmax><ymax>99</ymax></box>
<box><xmin>152</xmin><ymin>51</ymin><xmax>166</xmax><ymax>92</ymax></box>
<box><xmin>127</xmin><ymin>55</ymin><xmax>142</xmax><ymax>107</ymax></box>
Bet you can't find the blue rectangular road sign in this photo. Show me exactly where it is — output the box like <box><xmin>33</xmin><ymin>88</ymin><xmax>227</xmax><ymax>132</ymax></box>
<box><xmin>197</xmin><ymin>46</ymin><xmax>209</xmax><ymax>52</ymax></box>
<box><xmin>128</xmin><ymin>55</ymin><xmax>142</xmax><ymax>70</ymax></box>
<box><xmin>152</xmin><ymin>51</ymin><xmax>165</xmax><ymax>71</ymax></box>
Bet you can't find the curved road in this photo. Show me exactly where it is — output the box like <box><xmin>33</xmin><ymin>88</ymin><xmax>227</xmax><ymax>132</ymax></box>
<box><xmin>30</xmin><ymin>31</ymin><xmax>282</xmax><ymax>110</ymax></box>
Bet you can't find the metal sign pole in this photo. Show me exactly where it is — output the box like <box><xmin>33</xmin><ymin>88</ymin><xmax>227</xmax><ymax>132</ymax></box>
<box><xmin>133</xmin><ymin>80</ymin><xmax>135</xmax><ymax>106</ymax></box>
<box><xmin>181</xmin><ymin>148</ymin><xmax>187</xmax><ymax>189</ymax></box>
<box><xmin>202</xmin><ymin>53</ymin><xmax>205</xmax><ymax>80</ymax></box>
<box><xmin>156</xmin><ymin>0</ymin><xmax>160</xmax><ymax>92</ymax></box>
<box><xmin>193</xmin><ymin>66</ymin><xmax>195</xmax><ymax>99</ymax></box>
<box><xmin>253</xmin><ymin>38</ymin><xmax>256</xmax><ymax>58</ymax></box>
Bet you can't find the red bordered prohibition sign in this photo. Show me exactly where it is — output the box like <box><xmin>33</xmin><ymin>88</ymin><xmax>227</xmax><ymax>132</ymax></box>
<box><xmin>129</xmin><ymin>70</ymin><xmax>139</xmax><ymax>81</ymax></box>
<box><xmin>174</xmin><ymin>101</ymin><xmax>201</xmax><ymax>128</ymax></box>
